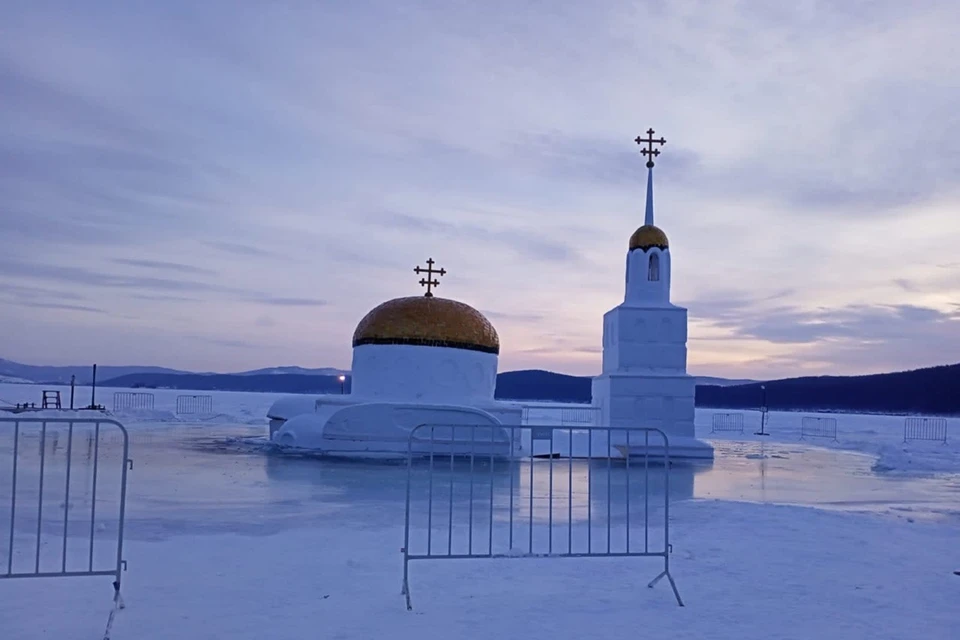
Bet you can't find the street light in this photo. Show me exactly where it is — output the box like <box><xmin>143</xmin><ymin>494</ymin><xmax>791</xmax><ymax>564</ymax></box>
<box><xmin>339</xmin><ymin>375</ymin><xmax>346</xmax><ymax>394</ymax></box>
<box><xmin>755</xmin><ymin>384</ymin><xmax>770</xmax><ymax>436</ymax></box>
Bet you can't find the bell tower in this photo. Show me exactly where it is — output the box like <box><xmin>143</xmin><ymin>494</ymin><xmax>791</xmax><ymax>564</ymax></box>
<box><xmin>624</xmin><ymin>162</ymin><xmax>671</xmax><ymax>306</ymax></box>
<box><xmin>591</xmin><ymin>130</ymin><xmax>713</xmax><ymax>460</ymax></box>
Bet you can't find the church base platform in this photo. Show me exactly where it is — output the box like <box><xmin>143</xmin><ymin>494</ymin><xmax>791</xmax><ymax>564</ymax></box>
<box><xmin>270</xmin><ymin>401</ymin><xmax>517</xmax><ymax>459</ymax></box>
<box><xmin>524</xmin><ymin>430</ymin><xmax>713</xmax><ymax>461</ymax></box>
<box><xmin>612</xmin><ymin>435</ymin><xmax>714</xmax><ymax>461</ymax></box>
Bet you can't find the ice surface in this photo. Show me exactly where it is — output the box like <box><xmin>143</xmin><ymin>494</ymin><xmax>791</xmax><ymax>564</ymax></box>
<box><xmin>1</xmin><ymin>384</ymin><xmax>959</xmax><ymax>639</ymax></box>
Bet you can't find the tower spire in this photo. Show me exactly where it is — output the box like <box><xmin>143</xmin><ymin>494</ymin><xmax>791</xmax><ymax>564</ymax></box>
<box><xmin>634</xmin><ymin>128</ymin><xmax>665</xmax><ymax>227</ymax></box>
<box><xmin>644</xmin><ymin>166</ymin><xmax>654</xmax><ymax>226</ymax></box>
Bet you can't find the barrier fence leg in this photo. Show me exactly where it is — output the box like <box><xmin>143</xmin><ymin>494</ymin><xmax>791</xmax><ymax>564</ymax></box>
<box><xmin>648</xmin><ymin>566</ymin><xmax>684</xmax><ymax>607</ymax></box>
<box><xmin>402</xmin><ymin>561</ymin><xmax>413</xmax><ymax>611</ymax></box>
<box><xmin>665</xmin><ymin>569</ymin><xmax>684</xmax><ymax>607</ymax></box>
<box><xmin>401</xmin><ymin>435</ymin><xmax>414</xmax><ymax>611</ymax></box>
<box><xmin>102</xmin><ymin>581</ymin><xmax>124</xmax><ymax>640</ymax></box>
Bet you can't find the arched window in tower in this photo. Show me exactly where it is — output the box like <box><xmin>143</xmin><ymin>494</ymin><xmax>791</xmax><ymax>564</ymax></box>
<box><xmin>648</xmin><ymin>253</ymin><xmax>660</xmax><ymax>281</ymax></box>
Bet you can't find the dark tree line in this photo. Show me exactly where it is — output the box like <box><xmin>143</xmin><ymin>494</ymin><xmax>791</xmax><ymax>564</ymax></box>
<box><xmin>99</xmin><ymin>363</ymin><xmax>960</xmax><ymax>415</ymax></box>
<box><xmin>696</xmin><ymin>363</ymin><xmax>960</xmax><ymax>415</ymax></box>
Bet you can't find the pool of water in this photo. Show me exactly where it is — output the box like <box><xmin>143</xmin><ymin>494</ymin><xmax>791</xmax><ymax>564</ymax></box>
<box><xmin>696</xmin><ymin>440</ymin><xmax>959</xmax><ymax>517</ymax></box>
<box><xmin>2</xmin><ymin>424</ymin><xmax>958</xmax><ymax>545</ymax></box>
<box><xmin>123</xmin><ymin>426</ymin><xmax>960</xmax><ymax>527</ymax></box>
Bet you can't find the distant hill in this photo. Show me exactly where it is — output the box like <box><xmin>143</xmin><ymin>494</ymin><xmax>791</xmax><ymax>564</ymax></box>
<box><xmin>495</xmin><ymin>370</ymin><xmax>592</xmax><ymax>402</ymax></box>
<box><xmin>0</xmin><ymin>359</ymin><xmax>191</xmax><ymax>385</ymax></box>
<box><xmin>490</xmin><ymin>371</ymin><xmax>756</xmax><ymax>403</ymax></box>
<box><xmin>234</xmin><ymin>366</ymin><xmax>349</xmax><ymax>377</ymax></box>
<box><xmin>0</xmin><ymin>358</ymin><xmax>348</xmax><ymax>384</ymax></box>
<box><xmin>98</xmin><ymin>370</ymin><xmax>596</xmax><ymax>398</ymax></box>
<box><xmin>1</xmin><ymin>356</ymin><xmax>746</xmax><ymax>392</ymax></box>
<box><xmin>694</xmin><ymin>376</ymin><xmax>756</xmax><ymax>387</ymax></box>
<box><xmin>95</xmin><ymin>363</ymin><xmax>960</xmax><ymax>415</ymax></box>
<box><xmin>697</xmin><ymin>363</ymin><xmax>960</xmax><ymax>415</ymax></box>
<box><xmin>8</xmin><ymin>356</ymin><xmax>958</xmax><ymax>415</ymax></box>
<box><xmin>99</xmin><ymin>370</ymin><xmax>590</xmax><ymax>398</ymax></box>
<box><xmin>99</xmin><ymin>373</ymin><xmax>350</xmax><ymax>394</ymax></box>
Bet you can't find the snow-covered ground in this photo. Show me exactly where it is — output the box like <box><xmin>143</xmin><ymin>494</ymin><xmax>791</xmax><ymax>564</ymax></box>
<box><xmin>0</xmin><ymin>383</ymin><xmax>279</xmax><ymax>426</ymax></box>
<box><xmin>1</xmin><ymin>383</ymin><xmax>959</xmax><ymax>639</ymax></box>
<box><xmin>6</xmin><ymin>500</ymin><xmax>959</xmax><ymax>640</ymax></box>
<box><xmin>0</xmin><ymin>375</ymin><xmax>33</xmax><ymax>384</ymax></box>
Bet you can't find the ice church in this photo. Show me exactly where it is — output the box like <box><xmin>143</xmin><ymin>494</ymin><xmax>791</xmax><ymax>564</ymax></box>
<box><xmin>268</xmin><ymin>130</ymin><xmax>713</xmax><ymax>460</ymax></box>
<box><xmin>269</xmin><ymin>259</ymin><xmax>522</xmax><ymax>457</ymax></box>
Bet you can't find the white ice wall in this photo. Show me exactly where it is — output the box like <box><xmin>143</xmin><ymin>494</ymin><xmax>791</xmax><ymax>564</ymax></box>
<box><xmin>592</xmin><ymin>374</ymin><xmax>696</xmax><ymax>437</ymax></box>
<box><xmin>624</xmin><ymin>248</ymin><xmax>671</xmax><ymax>306</ymax></box>
<box><xmin>600</xmin><ymin>305</ymin><xmax>688</xmax><ymax>374</ymax></box>
<box><xmin>350</xmin><ymin>344</ymin><xmax>498</xmax><ymax>402</ymax></box>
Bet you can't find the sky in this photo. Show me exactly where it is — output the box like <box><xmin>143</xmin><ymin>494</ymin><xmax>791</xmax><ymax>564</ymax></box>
<box><xmin>1</xmin><ymin>0</ymin><xmax>959</xmax><ymax>379</ymax></box>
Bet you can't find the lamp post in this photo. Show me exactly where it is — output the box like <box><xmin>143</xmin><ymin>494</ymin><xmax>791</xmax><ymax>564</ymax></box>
<box><xmin>755</xmin><ymin>384</ymin><xmax>770</xmax><ymax>436</ymax></box>
<box><xmin>339</xmin><ymin>375</ymin><xmax>346</xmax><ymax>395</ymax></box>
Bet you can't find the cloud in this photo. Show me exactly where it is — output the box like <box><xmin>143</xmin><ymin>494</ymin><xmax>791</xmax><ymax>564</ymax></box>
<box><xmin>0</xmin><ymin>65</ymin><xmax>236</xmax><ymax>248</ymax></box>
<box><xmin>257</xmin><ymin>297</ymin><xmax>327</xmax><ymax>307</ymax></box>
<box><xmin>482</xmin><ymin>310</ymin><xmax>545</xmax><ymax>323</ymax></box>
<box><xmin>203</xmin><ymin>241</ymin><xmax>279</xmax><ymax>259</ymax></box>
<box><xmin>0</xmin><ymin>1</ymin><xmax>958</xmax><ymax>377</ymax></box>
<box><xmin>184</xmin><ymin>335</ymin><xmax>264</xmax><ymax>349</ymax></box>
<box><xmin>727</xmin><ymin>304</ymin><xmax>958</xmax><ymax>345</ymax></box>
<box><xmin>685</xmin><ymin>287</ymin><xmax>960</xmax><ymax>376</ymax></box>
<box><xmin>127</xmin><ymin>293</ymin><xmax>200</xmax><ymax>303</ymax></box>
<box><xmin>368</xmin><ymin>211</ymin><xmax>585</xmax><ymax>264</ymax></box>
<box><xmin>112</xmin><ymin>258</ymin><xmax>218</xmax><ymax>276</ymax></box>
<box><xmin>687</xmin><ymin>286</ymin><xmax>960</xmax><ymax>345</ymax></box>
<box><xmin>0</xmin><ymin>282</ymin><xmax>87</xmax><ymax>302</ymax></box>
<box><xmin>19</xmin><ymin>301</ymin><xmax>106</xmax><ymax>314</ymax></box>
<box><xmin>0</xmin><ymin>257</ymin><xmax>327</xmax><ymax>309</ymax></box>
<box><xmin>0</xmin><ymin>257</ymin><xmax>245</xmax><ymax>295</ymax></box>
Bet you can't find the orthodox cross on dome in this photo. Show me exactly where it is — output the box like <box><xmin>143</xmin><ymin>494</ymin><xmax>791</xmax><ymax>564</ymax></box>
<box><xmin>414</xmin><ymin>258</ymin><xmax>446</xmax><ymax>297</ymax></box>
<box><xmin>635</xmin><ymin>128</ymin><xmax>666</xmax><ymax>168</ymax></box>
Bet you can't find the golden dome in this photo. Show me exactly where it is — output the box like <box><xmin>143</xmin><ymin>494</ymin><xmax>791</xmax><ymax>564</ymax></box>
<box><xmin>352</xmin><ymin>296</ymin><xmax>500</xmax><ymax>354</ymax></box>
<box><xmin>629</xmin><ymin>225</ymin><xmax>669</xmax><ymax>251</ymax></box>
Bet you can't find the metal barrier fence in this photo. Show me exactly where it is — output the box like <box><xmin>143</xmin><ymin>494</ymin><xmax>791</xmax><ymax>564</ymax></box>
<box><xmin>559</xmin><ymin>407</ymin><xmax>600</xmax><ymax>425</ymax></box>
<box><xmin>800</xmin><ymin>416</ymin><xmax>838</xmax><ymax>441</ymax></box>
<box><xmin>176</xmin><ymin>394</ymin><xmax>214</xmax><ymax>415</ymax></box>
<box><xmin>521</xmin><ymin>405</ymin><xmax>602</xmax><ymax>427</ymax></box>
<box><xmin>401</xmin><ymin>424</ymin><xmax>682</xmax><ymax>611</ymax></box>
<box><xmin>903</xmin><ymin>417</ymin><xmax>948</xmax><ymax>444</ymax></box>
<box><xmin>711</xmin><ymin>412</ymin><xmax>744</xmax><ymax>434</ymax></box>
<box><xmin>1</xmin><ymin>417</ymin><xmax>131</xmax><ymax>638</ymax></box>
<box><xmin>112</xmin><ymin>391</ymin><xmax>154</xmax><ymax>412</ymax></box>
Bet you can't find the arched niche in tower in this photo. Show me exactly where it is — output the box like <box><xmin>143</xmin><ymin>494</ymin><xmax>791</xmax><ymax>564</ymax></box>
<box><xmin>648</xmin><ymin>253</ymin><xmax>660</xmax><ymax>281</ymax></box>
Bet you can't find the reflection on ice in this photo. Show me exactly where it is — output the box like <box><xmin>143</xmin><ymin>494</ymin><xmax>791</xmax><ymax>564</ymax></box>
<box><xmin>399</xmin><ymin>454</ymin><xmax>706</xmax><ymax>558</ymax></box>
<box><xmin>2</xmin><ymin>425</ymin><xmax>957</xmax><ymax>551</ymax></box>
<box><xmin>697</xmin><ymin>440</ymin><xmax>960</xmax><ymax>517</ymax></box>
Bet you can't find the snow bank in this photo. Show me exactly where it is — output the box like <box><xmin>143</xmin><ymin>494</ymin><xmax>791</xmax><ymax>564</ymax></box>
<box><xmin>2</xmin><ymin>500</ymin><xmax>957</xmax><ymax>640</ymax></box>
<box><xmin>0</xmin><ymin>382</ymin><xmax>279</xmax><ymax>427</ymax></box>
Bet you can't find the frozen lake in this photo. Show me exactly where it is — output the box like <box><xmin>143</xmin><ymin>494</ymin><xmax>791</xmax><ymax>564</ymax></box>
<box><xmin>154</xmin><ymin>426</ymin><xmax>960</xmax><ymax>524</ymax></box>
<box><xmin>2</xmin><ymin>408</ymin><xmax>959</xmax><ymax>639</ymax></box>
<box><xmin>4</xmin><ymin>423</ymin><xmax>956</xmax><ymax>553</ymax></box>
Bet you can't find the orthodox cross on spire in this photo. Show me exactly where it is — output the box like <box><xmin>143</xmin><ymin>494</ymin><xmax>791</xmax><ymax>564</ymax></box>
<box><xmin>635</xmin><ymin>128</ymin><xmax>666</xmax><ymax>168</ymax></box>
<box><xmin>414</xmin><ymin>258</ymin><xmax>446</xmax><ymax>297</ymax></box>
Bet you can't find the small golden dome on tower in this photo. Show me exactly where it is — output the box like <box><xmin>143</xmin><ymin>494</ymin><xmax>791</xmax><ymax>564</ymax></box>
<box><xmin>629</xmin><ymin>225</ymin><xmax>669</xmax><ymax>251</ymax></box>
<box><xmin>352</xmin><ymin>296</ymin><xmax>500</xmax><ymax>354</ymax></box>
